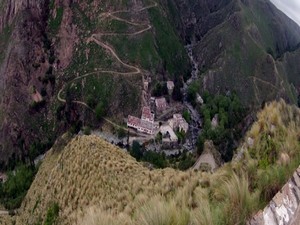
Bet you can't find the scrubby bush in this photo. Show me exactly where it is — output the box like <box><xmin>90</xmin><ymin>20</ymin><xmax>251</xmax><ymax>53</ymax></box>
<box><xmin>0</xmin><ymin>164</ymin><xmax>36</xmax><ymax>210</ymax></box>
<box><xmin>95</xmin><ymin>101</ymin><xmax>106</xmax><ymax>120</ymax></box>
<box><xmin>44</xmin><ymin>202</ymin><xmax>59</xmax><ymax>225</ymax></box>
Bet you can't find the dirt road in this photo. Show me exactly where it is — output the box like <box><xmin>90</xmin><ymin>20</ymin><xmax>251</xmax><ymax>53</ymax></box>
<box><xmin>57</xmin><ymin>2</ymin><xmax>158</xmax><ymax>131</ymax></box>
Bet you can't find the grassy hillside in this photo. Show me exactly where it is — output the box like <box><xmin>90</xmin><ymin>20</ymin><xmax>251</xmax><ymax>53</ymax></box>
<box><xmin>276</xmin><ymin>47</ymin><xmax>300</xmax><ymax>95</ymax></box>
<box><xmin>12</xmin><ymin>100</ymin><xmax>300</xmax><ymax>225</ymax></box>
<box><xmin>172</xmin><ymin>0</ymin><xmax>300</xmax><ymax>107</ymax></box>
<box><xmin>53</xmin><ymin>0</ymin><xmax>190</xmax><ymax>123</ymax></box>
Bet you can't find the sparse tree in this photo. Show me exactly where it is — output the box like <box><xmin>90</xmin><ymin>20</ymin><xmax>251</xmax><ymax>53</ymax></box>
<box><xmin>95</xmin><ymin>101</ymin><xmax>106</xmax><ymax>120</ymax></box>
<box><xmin>130</xmin><ymin>141</ymin><xmax>143</xmax><ymax>161</ymax></box>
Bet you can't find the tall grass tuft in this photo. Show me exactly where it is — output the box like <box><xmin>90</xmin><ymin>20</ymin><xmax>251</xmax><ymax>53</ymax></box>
<box><xmin>219</xmin><ymin>173</ymin><xmax>259</xmax><ymax>225</ymax></box>
<box><xmin>134</xmin><ymin>196</ymin><xmax>190</xmax><ymax>225</ymax></box>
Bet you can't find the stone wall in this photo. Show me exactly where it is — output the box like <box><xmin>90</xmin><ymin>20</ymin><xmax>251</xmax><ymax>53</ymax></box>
<box><xmin>248</xmin><ymin>167</ymin><xmax>300</xmax><ymax>225</ymax></box>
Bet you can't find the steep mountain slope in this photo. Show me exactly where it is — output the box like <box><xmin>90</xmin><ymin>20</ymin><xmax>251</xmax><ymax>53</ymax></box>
<box><xmin>165</xmin><ymin>0</ymin><xmax>300</xmax><ymax>106</ymax></box>
<box><xmin>12</xmin><ymin>100</ymin><xmax>300</xmax><ymax>225</ymax></box>
<box><xmin>0</xmin><ymin>0</ymin><xmax>300</xmax><ymax>166</ymax></box>
<box><xmin>0</xmin><ymin>0</ymin><xmax>57</xmax><ymax>166</ymax></box>
<box><xmin>0</xmin><ymin>0</ymin><xmax>190</xmax><ymax>165</ymax></box>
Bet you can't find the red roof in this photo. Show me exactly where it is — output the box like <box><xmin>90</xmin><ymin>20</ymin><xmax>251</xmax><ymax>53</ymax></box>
<box><xmin>128</xmin><ymin>115</ymin><xmax>141</xmax><ymax>126</ymax></box>
<box><xmin>140</xmin><ymin>119</ymin><xmax>154</xmax><ymax>130</ymax></box>
<box><xmin>141</xmin><ymin>107</ymin><xmax>154</xmax><ymax>121</ymax></box>
<box><xmin>155</xmin><ymin>97</ymin><xmax>167</xmax><ymax>109</ymax></box>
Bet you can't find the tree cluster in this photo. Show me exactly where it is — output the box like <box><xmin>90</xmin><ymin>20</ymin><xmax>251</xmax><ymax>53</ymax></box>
<box><xmin>197</xmin><ymin>92</ymin><xmax>245</xmax><ymax>161</ymax></box>
<box><xmin>0</xmin><ymin>164</ymin><xmax>36</xmax><ymax>210</ymax></box>
<box><xmin>129</xmin><ymin>141</ymin><xmax>195</xmax><ymax>170</ymax></box>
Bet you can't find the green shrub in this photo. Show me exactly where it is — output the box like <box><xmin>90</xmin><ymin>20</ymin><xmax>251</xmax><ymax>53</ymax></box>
<box><xmin>0</xmin><ymin>164</ymin><xmax>36</xmax><ymax>210</ymax></box>
<box><xmin>44</xmin><ymin>202</ymin><xmax>59</xmax><ymax>225</ymax></box>
<box><xmin>130</xmin><ymin>141</ymin><xmax>143</xmax><ymax>161</ymax></box>
<box><xmin>117</xmin><ymin>128</ymin><xmax>127</xmax><ymax>139</ymax></box>
<box><xmin>48</xmin><ymin>7</ymin><xmax>64</xmax><ymax>34</ymax></box>
<box><xmin>95</xmin><ymin>101</ymin><xmax>106</xmax><ymax>120</ymax></box>
<box><xmin>83</xmin><ymin>126</ymin><xmax>91</xmax><ymax>135</ymax></box>
<box><xmin>197</xmin><ymin>92</ymin><xmax>244</xmax><ymax>161</ymax></box>
<box><xmin>182</xmin><ymin>110</ymin><xmax>191</xmax><ymax>123</ymax></box>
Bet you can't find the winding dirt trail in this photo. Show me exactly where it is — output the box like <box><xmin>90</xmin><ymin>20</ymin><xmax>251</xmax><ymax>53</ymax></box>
<box><xmin>57</xmin><ymin>2</ymin><xmax>158</xmax><ymax>129</ymax></box>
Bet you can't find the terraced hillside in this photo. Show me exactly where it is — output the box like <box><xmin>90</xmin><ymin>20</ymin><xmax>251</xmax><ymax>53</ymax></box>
<box><xmin>9</xmin><ymin>100</ymin><xmax>300</xmax><ymax>225</ymax></box>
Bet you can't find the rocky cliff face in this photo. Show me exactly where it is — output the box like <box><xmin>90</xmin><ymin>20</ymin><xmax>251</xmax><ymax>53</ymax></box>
<box><xmin>0</xmin><ymin>0</ymin><xmax>56</xmax><ymax>165</ymax></box>
<box><xmin>248</xmin><ymin>167</ymin><xmax>300</xmax><ymax>225</ymax></box>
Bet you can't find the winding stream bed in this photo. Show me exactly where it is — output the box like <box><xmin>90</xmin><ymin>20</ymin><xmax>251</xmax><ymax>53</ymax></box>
<box><xmin>182</xmin><ymin>44</ymin><xmax>202</xmax><ymax>151</ymax></box>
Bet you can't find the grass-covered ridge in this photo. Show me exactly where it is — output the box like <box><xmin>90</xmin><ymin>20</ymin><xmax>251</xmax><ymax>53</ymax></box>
<box><xmin>13</xmin><ymin>100</ymin><xmax>300</xmax><ymax>225</ymax></box>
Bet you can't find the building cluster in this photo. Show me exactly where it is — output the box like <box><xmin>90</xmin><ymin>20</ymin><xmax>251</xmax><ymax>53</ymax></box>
<box><xmin>155</xmin><ymin>97</ymin><xmax>167</xmax><ymax>112</ymax></box>
<box><xmin>159</xmin><ymin>114</ymin><xmax>189</xmax><ymax>145</ymax></box>
<box><xmin>127</xmin><ymin>107</ymin><xmax>158</xmax><ymax>135</ymax></box>
<box><xmin>127</xmin><ymin>80</ymin><xmax>189</xmax><ymax>148</ymax></box>
<box><xmin>168</xmin><ymin>114</ymin><xmax>189</xmax><ymax>133</ymax></box>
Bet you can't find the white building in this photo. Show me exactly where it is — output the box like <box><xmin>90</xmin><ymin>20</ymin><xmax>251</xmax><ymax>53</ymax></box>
<box><xmin>127</xmin><ymin>107</ymin><xmax>156</xmax><ymax>135</ymax></box>
<box><xmin>160</xmin><ymin>125</ymin><xmax>178</xmax><ymax>143</ymax></box>
<box><xmin>155</xmin><ymin>97</ymin><xmax>167</xmax><ymax>111</ymax></box>
<box><xmin>196</xmin><ymin>94</ymin><xmax>204</xmax><ymax>104</ymax></box>
<box><xmin>211</xmin><ymin>114</ymin><xmax>218</xmax><ymax>129</ymax></box>
<box><xmin>167</xmin><ymin>81</ymin><xmax>175</xmax><ymax>94</ymax></box>
<box><xmin>168</xmin><ymin>114</ymin><xmax>189</xmax><ymax>133</ymax></box>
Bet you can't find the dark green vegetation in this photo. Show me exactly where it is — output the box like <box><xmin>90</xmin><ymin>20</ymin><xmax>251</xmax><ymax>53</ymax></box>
<box><xmin>1</xmin><ymin>3</ymin><xmax>300</xmax><ymax>219</ymax></box>
<box><xmin>0</xmin><ymin>164</ymin><xmax>36</xmax><ymax>210</ymax></box>
<box><xmin>195</xmin><ymin>92</ymin><xmax>245</xmax><ymax>161</ymax></box>
<box><xmin>129</xmin><ymin>141</ymin><xmax>195</xmax><ymax>170</ymax></box>
<box><xmin>48</xmin><ymin>7</ymin><xmax>64</xmax><ymax>34</ymax></box>
<box><xmin>44</xmin><ymin>202</ymin><xmax>60</xmax><ymax>225</ymax></box>
<box><xmin>147</xmin><ymin>5</ymin><xmax>190</xmax><ymax>79</ymax></box>
<box><xmin>0</xmin><ymin>25</ymin><xmax>11</xmax><ymax>66</ymax></box>
<box><xmin>164</xmin><ymin>0</ymin><xmax>300</xmax><ymax>106</ymax></box>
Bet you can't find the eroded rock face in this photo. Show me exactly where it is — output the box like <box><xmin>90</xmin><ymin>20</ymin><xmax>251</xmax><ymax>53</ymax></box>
<box><xmin>248</xmin><ymin>168</ymin><xmax>300</xmax><ymax>225</ymax></box>
<box><xmin>0</xmin><ymin>0</ymin><xmax>47</xmax><ymax>33</ymax></box>
<box><xmin>0</xmin><ymin>0</ymin><xmax>53</xmax><ymax>164</ymax></box>
<box><xmin>0</xmin><ymin>0</ymin><xmax>82</xmax><ymax>165</ymax></box>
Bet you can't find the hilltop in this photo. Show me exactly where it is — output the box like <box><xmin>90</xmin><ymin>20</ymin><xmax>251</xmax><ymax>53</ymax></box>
<box><xmin>5</xmin><ymin>100</ymin><xmax>298</xmax><ymax>225</ymax></box>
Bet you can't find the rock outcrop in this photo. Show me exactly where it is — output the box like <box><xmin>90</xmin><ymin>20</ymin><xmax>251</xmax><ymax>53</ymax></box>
<box><xmin>248</xmin><ymin>167</ymin><xmax>300</xmax><ymax>225</ymax></box>
<box><xmin>0</xmin><ymin>0</ymin><xmax>55</xmax><ymax>165</ymax></box>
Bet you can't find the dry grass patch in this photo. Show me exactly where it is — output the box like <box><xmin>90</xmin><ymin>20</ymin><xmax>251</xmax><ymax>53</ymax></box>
<box><xmin>14</xmin><ymin>100</ymin><xmax>300</xmax><ymax>225</ymax></box>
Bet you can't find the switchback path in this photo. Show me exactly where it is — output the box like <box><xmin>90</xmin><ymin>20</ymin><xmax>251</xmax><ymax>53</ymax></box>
<box><xmin>57</xmin><ymin>2</ymin><xmax>158</xmax><ymax>131</ymax></box>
